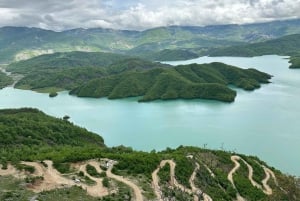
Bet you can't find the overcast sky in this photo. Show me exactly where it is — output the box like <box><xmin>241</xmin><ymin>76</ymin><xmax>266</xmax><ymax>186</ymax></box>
<box><xmin>0</xmin><ymin>0</ymin><xmax>299</xmax><ymax>31</ymax></box>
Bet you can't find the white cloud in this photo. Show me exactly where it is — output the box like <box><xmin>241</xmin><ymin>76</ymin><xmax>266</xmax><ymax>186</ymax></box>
<box><xmin>0</xmin><ymin>0</ymin><xmax>299</xmax><ymax>30</ymax></box>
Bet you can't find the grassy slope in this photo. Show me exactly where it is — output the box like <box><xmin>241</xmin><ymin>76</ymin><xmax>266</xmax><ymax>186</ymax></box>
<box><xmin>71</xmin><ymin>62</ymin><xmax>271</xmax><ymax>102</ymax></box>
<box><xmin>0</xmin><ymin>108</ymin><xmax>299</xmax><ymax>200</ymax></box>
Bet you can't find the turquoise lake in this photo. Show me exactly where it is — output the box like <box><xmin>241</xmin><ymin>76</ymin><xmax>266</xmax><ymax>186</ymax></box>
<box><xmin>0</xmin><ymin>55</ymin><xmax>299</xmax><ymax>176</ymax></box>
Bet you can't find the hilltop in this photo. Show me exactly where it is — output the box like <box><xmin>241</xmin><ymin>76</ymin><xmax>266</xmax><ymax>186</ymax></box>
<box><xmin>0</xmin><ymin>108</ymin><xmax>299</xmax><ymax>201</ymax></box>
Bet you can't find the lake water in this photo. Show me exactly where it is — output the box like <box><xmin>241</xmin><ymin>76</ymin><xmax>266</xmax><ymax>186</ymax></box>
<box><xmin>0</xmin><ymin>55</ymin><xmax>299</xmax><ymax>176</ymax></box>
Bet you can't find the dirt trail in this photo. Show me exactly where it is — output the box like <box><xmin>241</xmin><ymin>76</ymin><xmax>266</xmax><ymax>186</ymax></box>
<box><xmin>261</xmin><ymin>165</ymin><xmax>279</xmax><ymax>195</ymax></box>
<box><xmin>228</xmin><ymin>156</ymin><xmax>241</xmax><ymax>188</ymax></box>
<box><xmin>21</xmin><ymin>160</ymin><xmax>109</xmax><ymax>197</ymax></box>
<box><xmin>0</xmin><ymin>164</ymin><xmax>20</xmax><ymax>177</ymax></box>
<box><xmin>228</xmin><ymin>155</ymin><xmax>279</xmax><ymax>200</ymax></box>
<box><xmin>152</xmin><ymin>160</ymin><xmax>212</xmax><ymax>201</ymax></box>
<box><xmin>227</xmin><ymin>156</ymin><xmax>246</xmax><ymax>201</ymax></box>
<box><xmin>238</xmin><ymin>158</ymin><xmax>262</xmax><ymax>189</ymax></box>
<box><xmin>204</xmin><ymin>164</ymin><xmax>215</xmax><ymax>178</ymax></box>
<box><xmin>21</xmin><ymin>161</ymin><xmax>73</xmax><ymax>192</ymax></box>
<box><xmin>2</xmin><ymin>159</ymin><xmax>145</xmax><ymax>199</ymax></box>
<box><xmin>107</xmin><ymin>162</ymin><xmax>144</xmax><ymax>201</ymax></box>
<box><xmin>73</xmin><ymin>161</ymin><xmax>109</xmax><ymax>197</ymax></box>
<box><xmin>151</xmin><ymin>165</ymin><xmax>163</xmax><ymax>201</ymax></box>
<box><xmin>189</xmin><ymin>163</ymin><xmax>213</xmax><ymax>201</ymax></box>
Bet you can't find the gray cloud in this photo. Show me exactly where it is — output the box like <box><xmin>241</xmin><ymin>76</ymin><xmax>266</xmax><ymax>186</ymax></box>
<box><xmin>0</xmin><ymin>0</ymin><xmax>299</xmax><ymax>31</ymax></box>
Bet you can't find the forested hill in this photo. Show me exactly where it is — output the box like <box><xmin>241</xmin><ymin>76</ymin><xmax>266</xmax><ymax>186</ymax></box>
<box><xmin>209</xmin><ymin>34</ymin><xmax>300</xmax><ymax>57</ymax></box>
<box><xmin>289</xmin><ymin>56</ymin><xmax>300</xmax><ymax>69</ymax></box>
<box><xmin>0</xmin><ymin>108</ymin><xmax>105</xmax><ymax>147</ymax></box>
<box><xmin>0</xmin><ymin>108</ymin><xmax>299</xmax><ymax>201</ymax></box>
<box><xmin>70</xmin><ymin>62</ymin><xmax>271</xmax><ymax>102</ymax></box>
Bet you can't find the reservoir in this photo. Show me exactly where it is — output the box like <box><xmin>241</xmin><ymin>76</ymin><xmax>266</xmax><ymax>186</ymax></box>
<box><xmin>0</xmin><ymin>55</ymin><xmax>299</xmax><ymax>176</ymax></box>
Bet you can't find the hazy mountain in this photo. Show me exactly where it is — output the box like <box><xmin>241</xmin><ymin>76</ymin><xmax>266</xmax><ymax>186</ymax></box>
<box><xmin>1</xmin><ymin>19</ymin><xmax>300</xmax><ymax>62</ymax></box>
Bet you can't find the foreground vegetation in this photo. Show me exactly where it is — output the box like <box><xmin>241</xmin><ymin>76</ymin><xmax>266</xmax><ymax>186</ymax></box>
<box><xmin>0</xmin><ymin>108</ymin><xmax>299</xmax><ymax>200</ymax></box>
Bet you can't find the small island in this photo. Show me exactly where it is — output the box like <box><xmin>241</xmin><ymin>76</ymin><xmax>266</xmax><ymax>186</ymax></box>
<box><xmin>49</xmin><ymin>91</ymin><xmax>58</xmax><ymax>97</ymax></box>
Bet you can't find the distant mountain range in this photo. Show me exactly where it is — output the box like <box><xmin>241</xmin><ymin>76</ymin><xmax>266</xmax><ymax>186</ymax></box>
<box><xmin>1</xmin><ymin>18</ymin><xmax>300</xmax><ymax>62</ymax></box>
<box><xmin>209</xmin><ymin>34</ymin><xmax>300</xmax><ymax>57</ymax></box>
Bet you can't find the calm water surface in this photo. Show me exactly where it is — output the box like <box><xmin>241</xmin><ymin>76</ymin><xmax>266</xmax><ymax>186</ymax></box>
<box><xmin>0</xmin><ymin>55</ymin><xmax>299</xmax><ymax>176</ymax></box>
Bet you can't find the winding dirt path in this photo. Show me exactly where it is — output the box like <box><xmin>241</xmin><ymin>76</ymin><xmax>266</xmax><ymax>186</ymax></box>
<box><xmin>227</xmin><ymin>156</ymin><xmax>246</xmax><ymax>201</ymax></box>
<box><xmin>73</xmin><ymin>161</ymin><xmax>109</xmax><ymax>197</ymax></box>
<box><xmin>151</xmin><ymin>164</ymin><xmax>163</xmax><ymax>201</ymax></box>
<box><xmin>2</xmin><ymin>160</ymin><xmax>145</xmax><ymax>199</ymax></box>
<box><xmin>106</xmin><ymin>162</ymin><xmax>144</xmax><ymax>201</ymax></box>
<box><xmin>21</xmin><ymin>161</ymin><xmax>74</xmax><ymax>192</ymax></box>
<box><xmin>260</xmin><ymin>164</ymin><xmax>279</xmax><ymax>195</ymax></box>
<box><xmin>228</xmin><ymin>155</ymin><xmax>279</xmax><ymax>200</ymax></box>
<box><xmin>189</xmin><ymin>163</ymin><xmax>213</xmax><ymax>201</ymax></box>
<box><xmin>152</xmin><ymin>160</ymin><xmax>212</xmax><ymax>201</ymax></box>
<box><xmin>239</xmin><ymin>158</ymin><xmax>262</xmax><ymax>189</ymax></box>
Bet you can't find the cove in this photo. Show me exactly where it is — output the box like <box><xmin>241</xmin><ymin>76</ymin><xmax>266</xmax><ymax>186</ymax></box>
<box><xmin>0</xmin><ymin>55</ymin><xmax>299</xmax><ymax>176</ymax></box>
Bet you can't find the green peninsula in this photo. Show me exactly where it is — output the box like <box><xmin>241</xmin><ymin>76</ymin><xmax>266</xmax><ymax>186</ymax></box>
<box><xmin>70</xmin><ymin>62</ymin><xmax>271</xmax><ymax>102</ymax></box>
<box><xmin>6</xmin><ymin>52</ymin><xmax>271</xmax><ymax>102</ymax></box>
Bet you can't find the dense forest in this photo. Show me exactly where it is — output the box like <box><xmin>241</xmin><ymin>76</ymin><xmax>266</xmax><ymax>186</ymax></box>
<box><xmin>0</xmin><ymin>108</ymin><xmax>299</xmax><ymax>201</ymax></box>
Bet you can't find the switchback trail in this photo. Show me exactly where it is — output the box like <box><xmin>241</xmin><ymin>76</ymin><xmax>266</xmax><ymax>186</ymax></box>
<box><xmin>228</xmin><ymin>155</ymin><xmax>279</xmax><ymax>200</ymax></box>
<box><xmin>152</xmin><ymin>160</ymin><xmax>212</xmax><ymax>201</ymax></box>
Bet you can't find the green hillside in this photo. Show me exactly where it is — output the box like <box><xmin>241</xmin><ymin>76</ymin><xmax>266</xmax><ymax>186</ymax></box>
<box><xmin>0</xmin><ymin>71</ymin><xmax>13</xmax><ymax>89</ymax></box>
<box><xmin>71</xmin><ymin>62</ymin><xmax>271</xmax><ymax>102</ymax></box>
<box><xmin>0</xmin><ymin>108</ymin><xmax>105</xmax><ymax>148</ymax></box>
<box><xmin>210</xmin><ymin>34</ymin><xmax>300</xmax><ymax>57</ymax></box>
<box><xmin>1</xmin><ymin>19</ymin><xmax>300</xmax><ymax>62</ymax></box>
<box><xmin>289</xmin><ymin>56</ymin><xmax>300</xmax><ymax>69</ymax></box>
<box><xmin>8</xmin><ymin>52</ymin><xmax>169</xmax><ymax>91</ymax></box>
<box><xmin>0</xmin><ymin>108</ymin><xmax>299</xmax><ymax>201</ymax></box>
<box><xmin>7</xmin><ymin>51</ymin><xmax>131</xmax><ymax>74</ymax></box>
